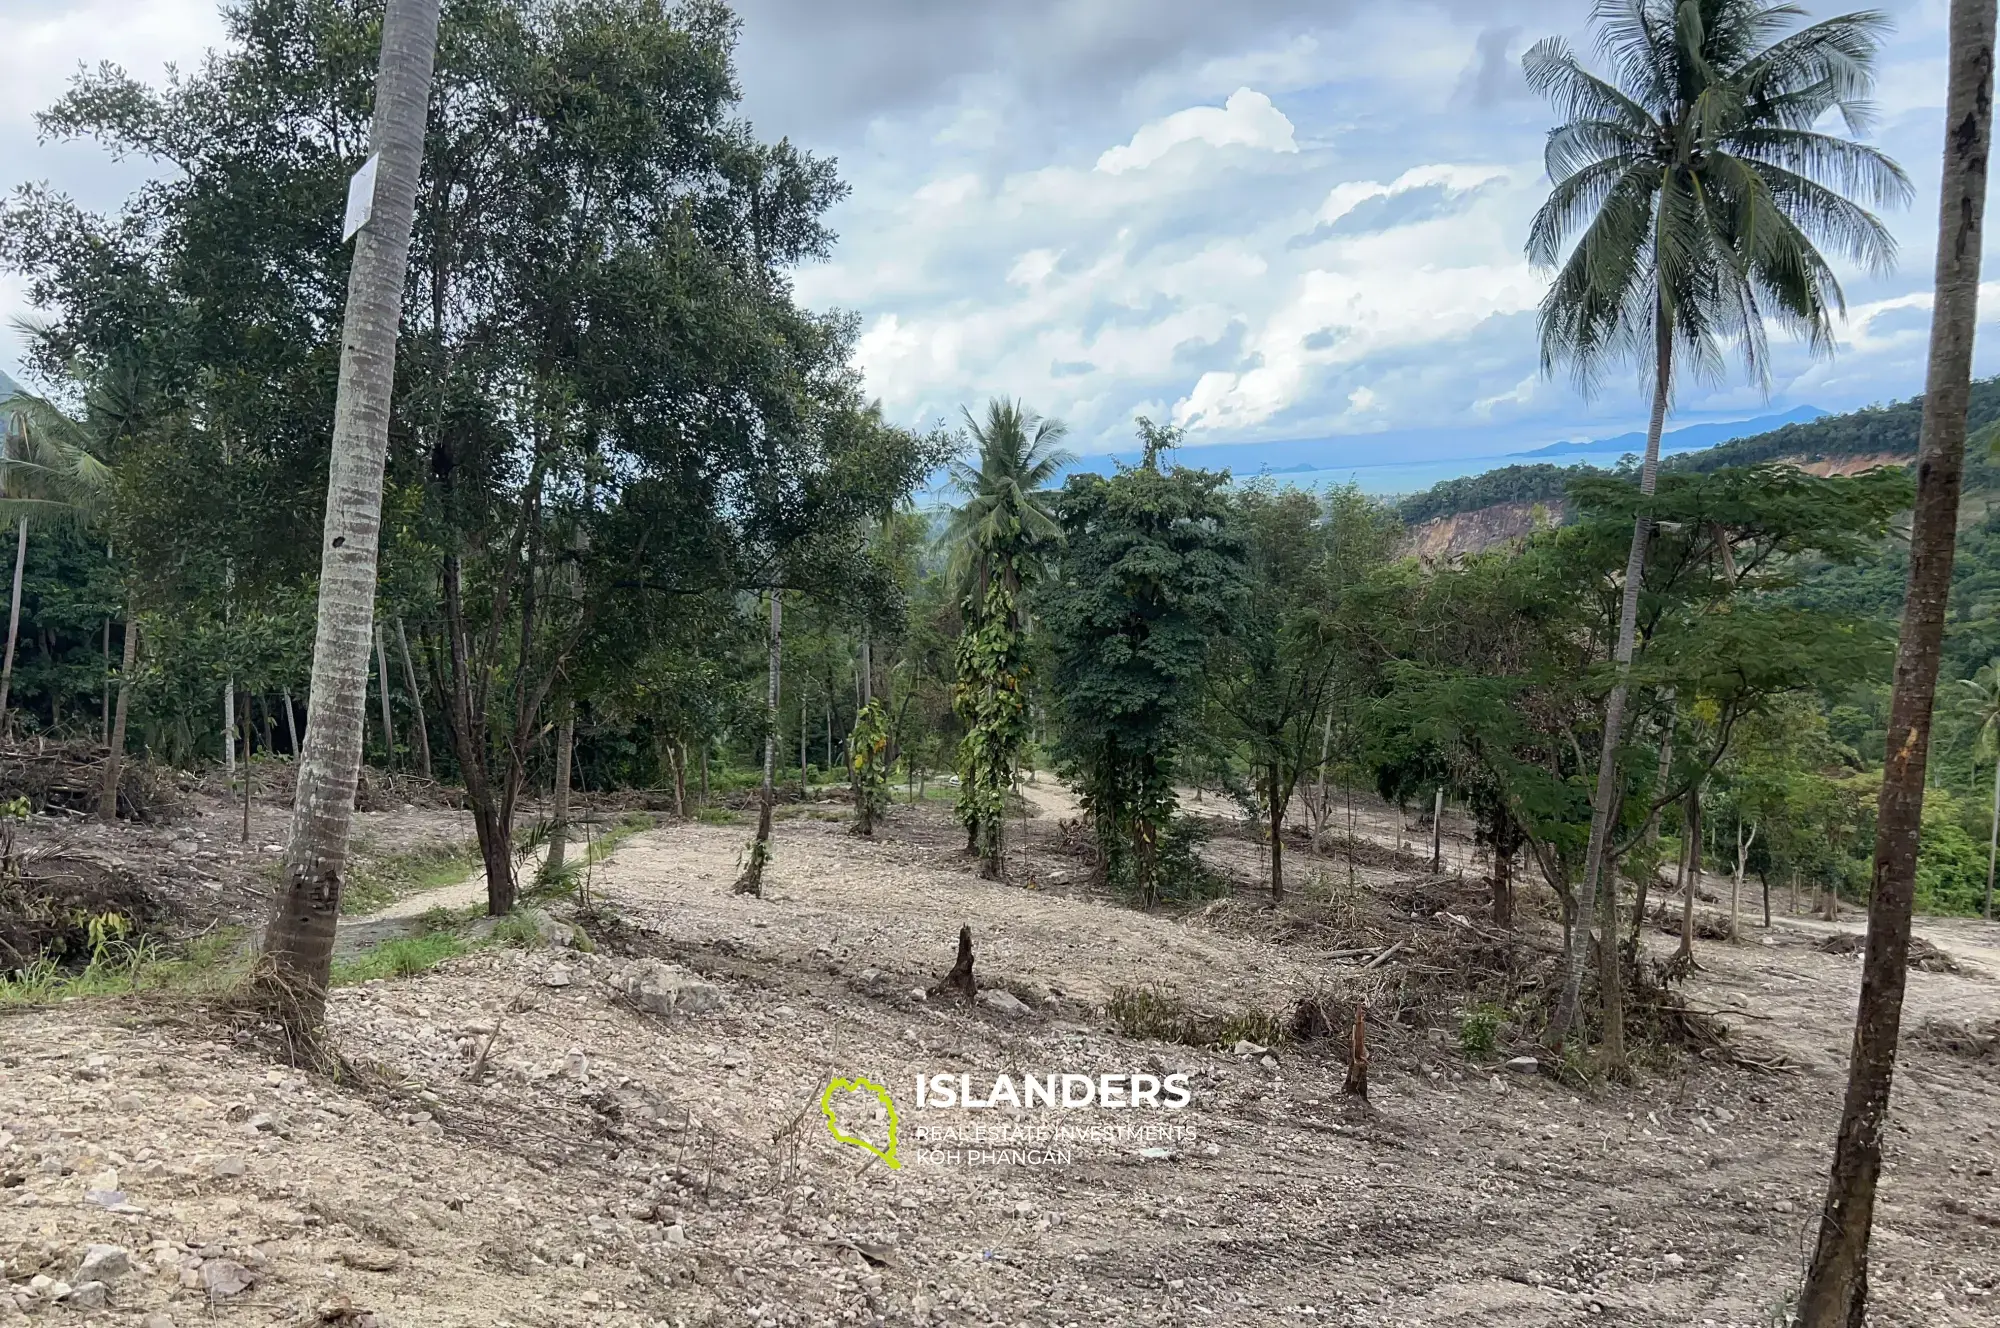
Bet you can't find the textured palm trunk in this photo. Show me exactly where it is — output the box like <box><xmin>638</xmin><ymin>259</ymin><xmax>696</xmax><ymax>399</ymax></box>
<box><xmin>1985</xmin><ymin>748</ymin><xmax>1999</xmax><ymax>921</ymax></box>
<box><xmin>1549</xmin><ymin>301</ymin><xmax>1671</xmax><ymax>1048</ymax></box>
<box><xmin>547</xmin><ymin>713</ymin><xmax>574</xmax><ymax>875</ymax></box>
<box><xmin>0</xmin><ymin>517</ymin><xmax>28</xmax><ymax>735</ymax></box>
<box><xmin>1675</xmin><ymin>786</ymin><xmax>1702</xmax><ymax>970</ymax></box>
<box><xmin>395</xmin><ymin>617</ymin><xmax>432</xmax><ymax>779</ymax></box>
<box><xmin>1630</xmin><ymin>718</ymin><xmax>1675</xmax><ymax>948</ymax></box>
<box><xmin>1800</xmin><ymin>3</ymin><xmax>1994</xmax><ymax>1319</ymax></box>
<box><xmin>96</xmin><ymin>613</ymin><xmax>136</xmax><ymax>821</ymax></box>
<box><xmin>257</xmin><ymin>0</ymin><xmax>442</xmax><ymax>1027</ymax></box>
<box><xmin>736</xmin><ymin>590</ymin><xmax>781</xmax><ymax>895</ymax></box>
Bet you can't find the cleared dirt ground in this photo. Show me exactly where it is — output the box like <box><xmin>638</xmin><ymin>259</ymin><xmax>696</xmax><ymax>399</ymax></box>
<box><xmin>1</xmin><ymin>785</ymin><xmax>1997</xmax><ymax>1327</ymax></box>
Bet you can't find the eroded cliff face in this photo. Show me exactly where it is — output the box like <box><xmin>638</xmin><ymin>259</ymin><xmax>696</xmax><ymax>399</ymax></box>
<box><xmin>1404</xmin><ymin>499</ymin><xmax>1567</xmax><ymax>561</ymax></box>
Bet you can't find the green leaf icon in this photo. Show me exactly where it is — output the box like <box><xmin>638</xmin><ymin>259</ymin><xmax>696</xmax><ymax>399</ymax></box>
<box><xmin>821</xmin><ymin>1075</ymin><xmax>901</xmax><ymax>1169</ymax></box>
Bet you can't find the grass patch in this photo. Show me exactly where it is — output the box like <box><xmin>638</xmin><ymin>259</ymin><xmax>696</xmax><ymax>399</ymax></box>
<box><xmin>692</xmin><ymin>805</ymin><xmax>742</xmax><ymax>826</ymax></box>
<box><xmin>330</xmin><ymin>932</ymin><xmax>471</xmax><ymax>986</ymax></box>
<box><xmin>341</xmin><ymin>840</ymin><xmax>483</xmax><ymax>916</ymax></box>
<box><xmin>0</xmin><ymin>928</ymin><xmax>248</xmax><ymax>1009</ymax></box>
<box><xmin>1107</xmin><ymin>983</ymin><xmax>1285</xmax><ymax>1050</ymax></box>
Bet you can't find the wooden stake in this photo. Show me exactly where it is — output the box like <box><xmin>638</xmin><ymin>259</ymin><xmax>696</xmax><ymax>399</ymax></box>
<box><xmin>930</xmin><ymin>925</ymin><xmax>976</xmax><ymax>999</ymax></box>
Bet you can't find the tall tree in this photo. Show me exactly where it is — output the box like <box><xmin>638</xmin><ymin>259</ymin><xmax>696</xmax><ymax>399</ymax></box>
<box><xmin>945</xmin><ymin>398</ymin><xmax>1070</xmax><ymax>875</ymax></box>
<box><xmin>257</xmin><ymin>0</ymin><xmax>443</xmax><ymax>1026</ymax></box>
<box><xmin>1043</xmin><ymin>421</ymin><xmax>1244</xmax><ymax>906</ymax></box>
<box><xmin>1800</xmin><ymin>0</ymin><xmax>1996</xmax><ymax>1317</ymax></box>
<box><xmin>1523</xmin><ymin>0</ymin><xmax>1910</xmax><ymax>1045</ymax></box>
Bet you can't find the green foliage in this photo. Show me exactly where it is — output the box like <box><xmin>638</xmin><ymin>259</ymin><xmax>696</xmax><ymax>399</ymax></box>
<box><xmin>1397</xmin><ymin>464</ymin><xmax>1588</xmax><ymax>524</ymax></box>
<box><xmin>330</xmin><ymin>933</ymin><xmax>472</xmax><ymax>986</ymax></box>
<box><xmin>1525</xmin><ymin>1</ymin><xmax>1906</xmax><ymax>388</ymax></box>
<box><xmin>848</xmin><ymin>698</ymin><xmax>891</xmax><ymax>835</ymax></box>
<box><xmin>1459</xmin><ymin>1003</ymin><xmax>1506</xmax><ymax>1059</ymax></box>
<box><xmin>953</xmin><ymin>578</ymin><xmax>1030</xmax><ymax>873</ymax></box>
<box><xmin>1044</xmin><ymin>427</ymin><xmax>1245</xmax><ymax>905</ymax></box>
<box><xmin>1914</xmin><ymin>788</ymin><xmax>1990</xmax><ymax>916</ymax></box>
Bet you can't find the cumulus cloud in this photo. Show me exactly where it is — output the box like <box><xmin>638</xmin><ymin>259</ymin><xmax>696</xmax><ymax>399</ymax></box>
<box><xmin>1095</xmin><ymin>89</ymin><xmax>1297</xmax><ymax>175</ymax></box>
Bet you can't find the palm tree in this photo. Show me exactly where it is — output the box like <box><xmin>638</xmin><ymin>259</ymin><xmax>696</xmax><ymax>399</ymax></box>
<box><xmin>945</xmin><ymin>399</ymin><xmax>1073</xmax><ymax>608</ymax></box>
<box><xmin>256</xmin><ymin>0</ymin><xmax>442</xmax><ymax>1034</ymax></box>
<box><xmin>1962</xmin><ymin>660</ymin><xmax>2000</xmax><ymax>922</ymax></box>
<box><xmin>944</xmin><ymin>399</ymin><xmax>1071</xmax><ymax>876</ymax></box>
<box><xmin>1524</xmin><ymin>0</ymin><xmax>1910</xmax><ymax>1052</ymax></box>
<box><xmin>0</xmin><ymin>390</ymin><xmax>114</xmax><ymax>736</ymax></box>
<box><xmin>1802</xmin><ymin>3</ymin><xmax>1995</xmax><ymax>1311</ymax></box>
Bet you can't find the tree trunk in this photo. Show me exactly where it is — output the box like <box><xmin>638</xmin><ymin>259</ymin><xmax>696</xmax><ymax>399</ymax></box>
<box><xmin>1550</xmin><ymin>299</ymin><xmax>1672</xmax><ymax>1047</ymax></box>
<box><xmin>240</xmin><ymin>690</ymin><xmax>253</xmax><ymax>844</ymax></box>
<box><xmin>1313</xmin><ymin>707</ymin><xmax>1334</xmax><ymax>852</ymax></box>
<box><xmin>373</xmin><ymin>622</ymin><xmax>396</xmax><ymax>763</ymax></box>
<box><xmin>1800</xmin><ymin>5</ymin><xmax>1994</xmax><ymax>1318</ymax></box>
<box><xmin>283</xmin><ymin>688</ymin><xmax>300</xmax><ymax>756</ymax></box>
<box><xmin>1595</xmin><ymin>818</ymin><xmax>1627</xmax><ymax>1077</ymax></box>
<box><xmin>224</xmin><ymin>681</ymin><xmax>236</xmax><ymax>774</ymax></box>
<box><xmin>100</xmin><ymin>614</ymin><xmax>111</xmax><ymax>747</ymax></box>
<box><xmin>1431</xmin><ymin>786</ymin><xmax>1444</xmax><ymax>872</ymax></box>
<box><xmin>395</xmin><ymin>617</ymin><xmax>432</xmax><ymax>779</ymax></box>
<box><xmin>1675</xmin><ymin>787</ymin><xmax>1701</xmax><ymax>971</ymax></box>
<box><xmin>1631</xmin><ymin>719</ymin><xmax>1675</xmax><ymax>948</ymax></box>
<box><xmin>547</xmin><ymin>713</ymin><xmax>574</xmax><ymax>875</ymax></box>
<box><xmin>255</xmin><ymin>0</ymin><xmax>443</xmax><ymax>1030</ymax></box>
<box><xmin>96</xmin><ymin>613</ymin><xmax>136</xmax><ymax>821</ymax></box>
<box><xmin>1491</xmin><ymin>821</ymin><xmax>1515</xmax><ymax>929</ymax></box>
<box><xmin>736</xmin><ymin>589</ymin><xmax>781</xmax><ymax>896</ymax></box>
<box><xmin>1731</xmin><ymin>820</ymin><xmax>1745</xmax><ymax>940</ymax></box>
<box><xmin>1268</xmin><ymin>764</ymin><xmax>1284</xmax><ymax>902</ymax></box>
<box><xmin>1987</xmin><ymin>747</ymin><xmax>1999</xmax><ymax>921</ymax></box>
<box><xmin>0</xmin><ymin>516</ymin><xmax>26</xmax><ymax>737</ymax></box>
<box><xmin>699</xmin><ymin>745</ymin><xmax>709</xmax><ymax>803</ymax></box>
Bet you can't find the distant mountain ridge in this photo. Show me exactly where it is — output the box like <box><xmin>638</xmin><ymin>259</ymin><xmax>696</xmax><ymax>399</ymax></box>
<box><xmin>1394</xmin><ymin>377</ymin><xmax>2000</xmax><ymax>553</ymax></box>
<box><xmin>1508</xmin><ymin>405</ymin><xmax>1827</xmax><ymax>459</ymax></box>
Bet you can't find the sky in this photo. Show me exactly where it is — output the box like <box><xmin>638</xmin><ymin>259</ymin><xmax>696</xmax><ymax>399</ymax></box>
<box><xmin>0</xmin><ymin>0</ymin><xmax>1986</xmax><ymax>489</ymax></box>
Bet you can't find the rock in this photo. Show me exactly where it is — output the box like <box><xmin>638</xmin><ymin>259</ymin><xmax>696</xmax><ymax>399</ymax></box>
<box><xmin>1773</xmin><ymin>1199</ymin><xmax>1795</xmax><ymax>1214</ymax></box>
<box><xmin>522</xmin><ymin>907</ymin><xmax>575</xmax><ymax>948</ymax></box>
<box><xmin>621</xmin><ymin>962</ymin><xmax>723</xmax><ymax>1016</ymax></box>
<box><xmin>579</xmin><ymin>1290</ymin><xmax>603</xmax><ymax>1307</ymax></box>
<box><xmin>1199</xmin><ymin>1141</ymin><xmax>1221</xmax><ymax>1158</ymax></box>
<box><xmin>1232</xmin><ymin>1040</ymin><xmax>1268</xmax><ymax>1057</ymax></box>
<box><xmin>1662</xmin><ymin>1252</ymin><xmax>1684</xmax><ymax>1271</ymax></box>
<box><xmin>975</xmin><ymin>988</ymin><xmax>1032</xmax><ymax>1018</ymax></box>
<box><xmin>140</xmin><ymin>1316</ymin><xmax>175</xmax><ymax>1328</ymax></box>
<box><xmin>664</xmin><ymin>1224</ymin><xmax>689</xmax><ymax>1247</ymax></box>
<box><xmin>200</xmin><ymin>1260</ymin><xmax>256</xmax><ymax>1301</ymax></box>
<box><xmin>1503</xmin><ymin>1056</ymin><xmax>1541</xmax><ymax>1075</ymax></box>
<box><xmin>1259</xmin><ymin>1054</ymin><xmax>1279</xmax><ymax>1071</ymax></box>
<box><xmin>338</xmin><ymin>1248</ymin><xmax>407</xmax><ymax>1273</ymax></box>
<box><xmin>562</xmin><ymin>1048</ymin><xmax>589</xmax><ymax>1080</ymax></box>
<box><xmin>1137</xmin><ymin>1147</ymin><xmax>1176</xmax><ymax>1161</ymax></box>
<box><xmin>542</xmin><ymin>964</ymin><xmax>574</xmax><ymax>989</ymax></box>
<box><xmin>908</xmin><ymin>988</ymin><xmax>927</xmax><ymax>1002</ymax></box>
<box><xmin>211</xmin><ymin>1156</ymin><xmax>248</xmax><ymax>1179</ymax></box>
<box><xmin>60</xmin><ymin>1282</ymin><xmax>108</xmax><ymax>1309</ymax></box>
<box><xmin>85</xmin><ymin>1188</ymin><xmax>128</xmax><ymax>1208</ymax></box>
<box><xmin>77</xmin><ymin>1244</ymin><xmax>132</xmax><ymax>1281</ymax></box>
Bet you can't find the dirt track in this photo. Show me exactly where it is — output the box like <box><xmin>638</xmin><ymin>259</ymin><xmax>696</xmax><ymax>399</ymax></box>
<box><xmin>2</xmin><ymin>791</ymin><xmax>1997</xmax><ymax>1327</ymax></box>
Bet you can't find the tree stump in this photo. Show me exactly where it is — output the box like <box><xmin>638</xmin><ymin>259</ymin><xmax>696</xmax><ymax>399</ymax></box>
<box><xmin>930</xmin><ymin>925</ymin><xmax>976</xmax><ymax>999</ymax></box>
<box><xmin>1341</xmin><ymin>1004</ymin><xmax>1369</xmax><ymax>1099</ymax></box>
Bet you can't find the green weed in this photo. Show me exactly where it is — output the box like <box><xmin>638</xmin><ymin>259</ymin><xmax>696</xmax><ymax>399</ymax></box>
<box><xmin>1459</xmin><ymin>1003</ymin><xmax>1506</xmax><ymax>1059</ymax></box>
<box><xmin>330</xmin><ymin>933</ymin><xmax>470</xmax><ymax>985</ymax></box>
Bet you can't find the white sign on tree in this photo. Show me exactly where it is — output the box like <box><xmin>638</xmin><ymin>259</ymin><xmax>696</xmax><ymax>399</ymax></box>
<box><xmin>342</xmin><ymin>154</ymin><xmax>381</xmax><ymax>243</ymax></box>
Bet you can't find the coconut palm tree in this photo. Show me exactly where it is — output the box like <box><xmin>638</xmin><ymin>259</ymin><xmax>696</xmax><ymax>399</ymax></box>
<box><xmin>1524</xmin><ymin>0</ymin><xmax>1911</xmax><ymax>1051</ymax></box>
<box><xmin>1802</xmin><ymin>3</ymin><xmax>1995</xmax><ymax>1315</ymax></box>
<box><xmin>944</xmin><ymin>399</ymin><xmax>1073</xmax><ymax>611</ymax></box>
<box><xmin>0</xmin><ymin>388</ymin><xmax>115</xmax><ymax>734</ymax></box>
<box><xmin>944</xmin><ymin>399</ymin><xmax>1071</xmax><ymax>875</ymax></box>
<box><xmin>256</xmin><ymin>0</ymin><xmax>442</xmax><ymax>1033</ymax></box>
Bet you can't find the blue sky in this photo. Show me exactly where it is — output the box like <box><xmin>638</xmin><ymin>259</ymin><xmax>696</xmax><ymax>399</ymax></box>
<box><xmin>0</xmin><ymin>0</ymin><xmax>1987</xmax><ymax>485</ymax></box>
